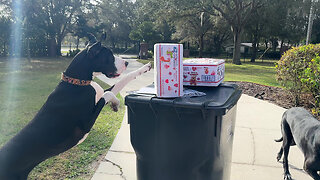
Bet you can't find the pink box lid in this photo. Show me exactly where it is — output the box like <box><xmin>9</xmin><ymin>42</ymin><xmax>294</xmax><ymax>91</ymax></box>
<box><xmin>184</xmin><ymin>58</ymin><xmax>225</xmax><ymax>65</ymax></box>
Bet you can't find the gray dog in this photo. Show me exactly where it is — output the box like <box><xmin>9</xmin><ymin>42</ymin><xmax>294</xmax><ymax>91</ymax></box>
<box><xmin>275</xmin><ymin>107</ymin><xmax>320</xmax><ymax>180</ymax></box>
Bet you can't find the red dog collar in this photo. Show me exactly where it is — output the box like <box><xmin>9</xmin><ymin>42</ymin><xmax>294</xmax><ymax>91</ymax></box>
<box><xmin>61</xmin><ymin>73</ymin><xmax>91</xmax><ymax>86</ymax></box>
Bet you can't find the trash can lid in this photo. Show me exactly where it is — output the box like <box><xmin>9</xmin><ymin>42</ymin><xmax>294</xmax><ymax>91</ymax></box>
<box><xmin>125</xmin><ymin>83</ymin><xmax>242</xmax><ymax>115</ymax></box>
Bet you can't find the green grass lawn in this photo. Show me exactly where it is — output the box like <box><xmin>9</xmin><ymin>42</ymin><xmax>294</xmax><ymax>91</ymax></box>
<box><xmin>0</xmin><ymin>57</ymin><xmax>125</xmax><ymax>179</ymax></box>
<box><xmin>224</xmin><ymin>61</ymin><xmax>279</xmax><ymax>87</ymax></box>
<box><xmin>138</xmin><ymin>58</ymin><xmax>280</xmax><ymax>87</ymax></box>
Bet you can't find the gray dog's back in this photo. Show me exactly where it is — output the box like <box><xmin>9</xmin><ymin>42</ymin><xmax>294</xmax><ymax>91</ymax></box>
<box><xmin>285</xmin><ymin>107</ymin><xmax>320</xmax><ymax>153</ymax></box>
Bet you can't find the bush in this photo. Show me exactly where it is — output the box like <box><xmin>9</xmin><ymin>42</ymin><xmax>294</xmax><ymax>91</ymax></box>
<box><xmin>276</xmin><ymin>44</ymin><xmax>320</xmax><ymax>114</ymax></box>
<box><xmin>301</xmin><ymin>55</ymin><xmax>320</xmax><ymax>115</ymax></box>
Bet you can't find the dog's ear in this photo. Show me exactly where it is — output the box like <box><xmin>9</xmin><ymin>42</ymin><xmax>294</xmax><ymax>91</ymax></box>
<box><xmin>87</xmin><ymin>33</ymin><xmax>97</xmax><ymax>46</ymax></box>
<box><xmin>100</xmin><ymin>32</ymin><xmax>106</xmax><ymax>41</ymax></box>
<box><xmin>87</xmin><ymin>42</ymin><xmax>102</xmax><ymax>58</ymax></box>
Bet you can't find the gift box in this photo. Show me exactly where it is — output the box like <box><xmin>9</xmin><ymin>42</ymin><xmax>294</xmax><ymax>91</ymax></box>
<box><xmin>183</xmin><ymin>58</ymin><xmax>225</xmax><ymax>86</ymax></box>
<box><xmin>154</xmin><ymin>43</ymin><xmax>183</xmax><ymax>98</ymax></box>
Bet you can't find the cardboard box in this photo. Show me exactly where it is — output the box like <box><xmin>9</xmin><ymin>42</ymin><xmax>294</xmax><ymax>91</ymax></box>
<box><xmin>183</xmin><ymin>58</ymin><xmax>225</xmax><ymax>86</ymax></box>
<box><xmin>154</xmin><ymin>43</ymin><xmax>183</xmax><ymax>98</ymax></box>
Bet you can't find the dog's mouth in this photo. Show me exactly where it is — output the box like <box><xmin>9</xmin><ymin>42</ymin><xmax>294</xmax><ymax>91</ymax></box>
<box><xmin>106</xmin><ymin>72</ymin><xmax>121</xmax><ymax>78</ymax></box>
<box><xmin>105</xmin><ymin>59</ymin><xmax>128</xmax><ymax>78</ymax></box>
<box><xmin>112</xmin><ymin>73</ymin><xmax>120</xmax><ymax>78</ymax></box>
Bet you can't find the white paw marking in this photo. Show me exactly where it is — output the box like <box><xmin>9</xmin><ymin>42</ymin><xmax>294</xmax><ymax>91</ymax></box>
<box><xmin>77</xmin><ymin>133</ymin><xmax>89</xmax><ymax>145</ymax></box>
<box><xmin>103</xmin><ymin>91</ymin><xmax>120</xmax><ymax>112</ymax></box>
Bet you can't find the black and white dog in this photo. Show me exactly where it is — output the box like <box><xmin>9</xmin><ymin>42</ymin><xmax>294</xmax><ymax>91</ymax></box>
<box><xmin>276</xmin><ymin>107</ymin><xmax>320</xmax><ymax>180</ymax></box>
<box><xmin>0</xmin><ymin>34</ymin><xmax>151</xmax><ymax>179</ymax></box>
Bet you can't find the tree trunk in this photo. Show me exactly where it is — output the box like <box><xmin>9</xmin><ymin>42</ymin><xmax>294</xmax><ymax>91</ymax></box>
<box><xmin>199</xmin><ymin>34</ymin><xmax>204</xmax><ymax>58</ymax></box>
<box><xmin>48</xmin><ymin>38</ymin><xmax>57</xmax><ymax>57</ymax></box>
<box><xmin>272</xmin><ymin>38</ymin><xmax>278</xmax><ymax>52</ymax></box>
<box><xmin>3</xmin><ymin>41</ymin><xmax>6</xmax><ymax>56</ymax></box>
<box><xmin>76</xmin><ymin>37</ymin><xmax>80</xmax><ymax>50</ymax></box>
<box><xmin>27</xmin><ymin>37</ymin><xmax>31</xmax><ymax>62</ymax></box>
<box><xmin>280</xmin><ymin>40</ymin><xmax>285</xmax><ymax>55</ymax></box>
<box><xmin>251</xmin><ymin>42</ymin><xmax>257</xmax><ymax>63</ymax></box>
<box><xmin>56</xmin><ymin>36</ymin><xmax>62</xmax><ymax>56</ymax></box>
<box><xmin>112</xmin><ymin>41</ymin><xmax>116</xmax><ymax>49</ymax></box>
<box><xmin>251</xmin><ymin>35</ymin><xmax>259</xmax><ymax>62</ymax></box>
<box><xmin>265</xmin><ymin>40</ymin><xmax>268</xmax><ymax>49</ymax></box>
<box><xmin>214</xmin><ymin>42</ymin><xmax>222</xmax><ymax>56</ymax></box>
<box><xmin>232</xmin><ymin>28</ymin><xmax>242</xmax><ymax>65</ymax></box>
<box><xmin>137</xmin><ymin>41</ymin><xmax>140</xmax><ymax>56</ymax></box>
<box><xmin>251</xmin><ymin>24</ymin><xmax>259</xmax><ymax>62</ymax></box>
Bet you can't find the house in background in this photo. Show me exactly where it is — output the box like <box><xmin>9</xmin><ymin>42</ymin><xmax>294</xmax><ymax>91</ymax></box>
<box><xmin>225</xmin><ymin>43</ymin><xmax>253</xmax><ymax>54</ymax></box>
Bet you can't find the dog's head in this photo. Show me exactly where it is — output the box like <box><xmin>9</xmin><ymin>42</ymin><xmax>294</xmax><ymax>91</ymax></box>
<box><xmin>86</xmin><ymin>34</ymin><xmax>128</xmax><ymax>78</ymax></box>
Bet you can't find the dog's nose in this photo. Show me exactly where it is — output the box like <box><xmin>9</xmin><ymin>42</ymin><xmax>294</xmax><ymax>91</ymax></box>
<box><xmin>125</xmin><ymin>61</ymin><xmax>129</xmax><ymax>67</ymax></box>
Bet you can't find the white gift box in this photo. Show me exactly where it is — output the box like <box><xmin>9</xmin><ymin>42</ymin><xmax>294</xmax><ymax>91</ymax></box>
<box><xmin>183</xmin><ymin>58</ymin><xmax>225</xmax><ymax>86</ymax></box>
<box><xmin>154</xmin><ymin>43</ymin><xmax>184</xmax><ymax>98</ymax></box>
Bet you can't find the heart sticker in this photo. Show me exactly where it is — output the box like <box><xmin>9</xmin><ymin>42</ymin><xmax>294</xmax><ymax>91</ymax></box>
<box><xmin>192</xmin><ymin>67</ymin><xmax>197</xmax><ymax>71</ymax></box>
<box><xmin>169</xmin><ymin>72</ymin><xmax>172</xmax><ymax>75</ymax></box>
<box><xmin>164</xmin><ymin>64</ymin><xmax>170</xmax><ymax>69</ymax></box>
<box><xmin>165</xmin><ymin>79</ymin><xmax>169</xmax><ymax>83</ymax></box>
<box><xmin>205</xmin><ymin>68</ymin><xmax>209</xmax><ymax>74</ymax></box>
<box><xmin>174</xmin><ymin>83</ymin><xmax>178</xmax><ymax>87</ymax></box>
<box><xmin>168</xmin><ymin>86</ymin><xmax>172</xmax><ymax>91</ymax></box>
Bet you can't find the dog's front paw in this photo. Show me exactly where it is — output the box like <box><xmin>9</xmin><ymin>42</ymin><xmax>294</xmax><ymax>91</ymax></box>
<box><xmin>145</xmin><ymin>62</ymin><xmax>152</xmax><ymax>71</ymax></box>
<box><xmin>140</xmin><ymin>62</ymin><xmax>152</xmax><ymax>74</ymax></box>
<box><xmin>110</xmin><ymin>97</ymin><xmax>120</xmax><ymax>112</ymax></box>
<box><xmin>102</xmin><ymin>91</ymin><xmax>120</xmax><ymax>112</ymax></box>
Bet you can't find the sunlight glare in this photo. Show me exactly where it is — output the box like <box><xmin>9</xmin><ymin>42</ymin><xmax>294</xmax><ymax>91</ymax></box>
<box><xmin>3</xmin><ymin>0</ymin><xmax>24</xmax><ymax>122</ymax></box>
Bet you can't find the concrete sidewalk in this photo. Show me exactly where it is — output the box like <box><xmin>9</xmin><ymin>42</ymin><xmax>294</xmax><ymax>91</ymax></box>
<box><xmin>92</xmin><ymin>58</ymin><xmax>311</xmax><ymax>180</ymax></box>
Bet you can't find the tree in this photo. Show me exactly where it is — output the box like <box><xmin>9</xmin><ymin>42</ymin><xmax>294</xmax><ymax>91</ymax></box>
<box><xmin>3</xmin><ymin>0</ymin><xmax>87</xmax><ymax>57</ymax></box>
<box><xmin>257</xmin><ymin>0</ymin><xmax>306</xmax><ymax>57</ymax></box>
<box><xmin>136</xmin><ymin>0</ymin><xmax>216</xmax><ymax>56</ymax></box>
<box><xmin>203</xmin><ymin>0</ymin><xmax>263</xmax><ymax>64</ymax></box>
<box><xmin>206</xmin><ymin>17</ymin><xmax>232</xmax><ymax>56</ymax></box>
<box><xmin>0</xmin><ymin>16</ymin><xmax>12</xmax><ymax>56</ymax></box>
<box><xmin>172</xmin><ymin>12</ymin><xmax>213</xmax><ymax>57</ymax></box>
<box><xmin>129</xmin><ymin>21</ymin><xmax>161</xmax><ymax>44</ymax></box>
<box><xmin>310</xmin><ymin>1</ymin><xmax>320</xmax><ymax>43</ymax></box>
<box><xmin>39</xmin><ymin>0</ymin><xmax>85</xmax><ymax>56</ymax></box>
<box><xmin>131</xmin><ymin>0</ymin><xmax>175</xmax><ymax>43</ymax></box>
<box><xmin>98</xmin><ymin>0</ymin><xmax>136</xmax><ymax>49</ymax></box>
<box><xmin>163</xmin><ymin>0</ymin><xmax>262</xmax><ymax>64</ymax></box>
<box><xmin>72</xmin><ymin>14</ymin><xmax>96</xmax><ymax>50</ymax></box>
<box><xmin>312</xmin><ymin>17</ymin><xmax>320</xmax><ymax>43</ymax></box>
<box><xmin>244</xmin><ymin>5</ymin><xmax>267</xmax><ymax>62</ymax></box>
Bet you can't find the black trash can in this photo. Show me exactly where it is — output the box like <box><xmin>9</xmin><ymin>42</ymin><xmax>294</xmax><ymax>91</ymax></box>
<box><xmin>125</xmin><ymin>83</ymin><xmax>242</xmax><ymax>180</ymax></box>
